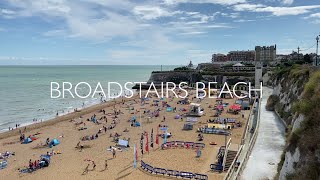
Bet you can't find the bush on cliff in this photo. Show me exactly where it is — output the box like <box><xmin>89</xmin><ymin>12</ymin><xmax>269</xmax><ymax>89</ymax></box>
<box><xmin>266</xmin><ymin>94</ymin><xmax>279</xmax><ymax>111</ymax></box>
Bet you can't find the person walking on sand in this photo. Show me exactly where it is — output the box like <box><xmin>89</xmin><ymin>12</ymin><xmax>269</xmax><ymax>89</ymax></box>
<box><xmin>112</xmin><ymin>148</ymin><xmax>116</xmax><ymax>158</ymax></box>
<box><xmin>104</xmin><ymin>159</ymin><xmax>108</xmax><ymax>170</ymax></box>
<box><xmin>83</xmin><ymin>163</ymin><xmax>90</xmax><ymax>174</ymax></box>
<box><xmin>92</xmin><ymin>161</ymin><xmax>96</xmax><ymax>170</ymax></box>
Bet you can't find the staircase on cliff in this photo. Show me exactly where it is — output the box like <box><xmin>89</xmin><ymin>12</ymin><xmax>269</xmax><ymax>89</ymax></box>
<box><xmin>224</xmin><ymin>150</ymin><xmax>238</xmax><ymax>171</ymax></box>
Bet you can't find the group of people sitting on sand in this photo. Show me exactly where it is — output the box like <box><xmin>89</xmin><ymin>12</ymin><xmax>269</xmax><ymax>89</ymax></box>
<box><xmin>0</xmin><ymin>151</ymin><xmax>15</xmax><ymax>159</ymax></box>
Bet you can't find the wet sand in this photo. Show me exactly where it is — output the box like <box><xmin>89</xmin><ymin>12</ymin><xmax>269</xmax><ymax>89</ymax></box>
<box><xmin>0</xmin><ymin>90</ymin><xmax>251</xmax><ymax>180</ymax></box>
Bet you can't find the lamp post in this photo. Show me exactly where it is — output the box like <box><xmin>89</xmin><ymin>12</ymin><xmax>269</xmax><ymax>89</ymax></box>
<box><xmin>316</xmin><ymin>36</ymin><xmax>319</xmax><ymax>66</ymax></box>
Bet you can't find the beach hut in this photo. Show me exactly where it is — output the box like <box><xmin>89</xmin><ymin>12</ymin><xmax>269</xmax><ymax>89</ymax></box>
<box><xmin>207</xmin><ymin>123</ymin><xmax>232</xmax><ymax>130</ymax></box>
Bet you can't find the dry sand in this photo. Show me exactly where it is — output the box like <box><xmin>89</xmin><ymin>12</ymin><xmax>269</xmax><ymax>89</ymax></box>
<box><xmin>0</xmin><ymin>90</ymin><xmax>251</xmax><ymax>180</ymax></box>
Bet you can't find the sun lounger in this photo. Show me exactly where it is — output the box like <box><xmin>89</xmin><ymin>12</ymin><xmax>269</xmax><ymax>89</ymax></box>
<box><xmin>179</xmin><ymin>171</ymin><xmax>193</xmax><ymax>179</ymax></box>
<box><xmin>194</xmin><ymin>174</ymin><xmax>208</xmax><ymax>180</ymax></box>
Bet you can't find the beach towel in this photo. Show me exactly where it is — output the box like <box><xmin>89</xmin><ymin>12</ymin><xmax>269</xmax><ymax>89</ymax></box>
<box><xmin>166</xmin><ymin>107</ymin><xmax>173</xmax><ymax>112</ymax></box>
<box><xmin>118</xmin><ymin>139</ymin><xmax>129</xmax><ymax>147</ymax></box>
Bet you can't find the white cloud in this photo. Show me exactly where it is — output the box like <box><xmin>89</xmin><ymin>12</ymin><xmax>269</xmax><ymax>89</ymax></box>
<box><xmin>304</xmin><ymin>13</ymin><xmax>320</xmax><ymax>24</ymax></box>
<box><xmin>1</xmin><ymin>9</ymin><xmax>16</xmax><ymax>15</ymax></box>
<box><xmin>304</xmin><ymin>12</ymin><xmax>320</xmax><ymax>19</ymax></box>
<box><xmin>233</xmin><ymin>3</ymin><xmax>320</xmax><ymax>16</ymax></box>
<box><xmin>43</xmin><ymin>29</ymin><xmax>66</xmax><ymax>37</ymax></box>
<box><xmin>233</xmin><ymin>4</ymin><xmax>265</xmax><ymax>11</ymax></box>
<box><xmin>133</xmin><ymin>6</ymin><xmax>181</xmax><ymax>20</ymax></box>
<box><xmin>163</xmin><ymin>0</ymin><xmax>246</xmax><ymax>5</ymax></box>
<box><xmin>179</xmin><ymin>31</ymin><xmax>207</xmax><ymax>35</ymax></box>
<box><xmin>281</xmin><ymin>0</ymin><xmax>294</xmax><ymax>5</ymax></box>
<box><xmin>234</xmin><ymin>19</ymin><xmax>255</xmax><ymax>22</ymax></box>
<box><xmin>221</xmin><ymin>12</ymin><xmax>240</xmax><ymax>18</ymax></box>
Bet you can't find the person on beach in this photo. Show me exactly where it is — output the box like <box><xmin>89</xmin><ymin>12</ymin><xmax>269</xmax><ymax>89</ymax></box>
<box><xmin>112</xmin><ymin>148</ymin><xmax>116</xmax><ymax>158</ymax></box>
<box><xmin>83</xmin><ymin>163</ymin><xmax>90</xmax><ymax>174</ymax></box>
<box><xmin>92</xmin><ymin>161</ymin><xmax>96</xmax><ymax>170</ymax></box>
<box><xmin>104</xmin><ymin>159</ymin><xmax>108</xmax><ymax>170</ymax></box>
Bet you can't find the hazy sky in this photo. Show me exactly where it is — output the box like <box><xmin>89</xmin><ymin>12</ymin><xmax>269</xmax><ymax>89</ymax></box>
<box><xmin>0</xmin><ymin>0</ymin><xmax>320</xmax><ymax>65</ymax></box>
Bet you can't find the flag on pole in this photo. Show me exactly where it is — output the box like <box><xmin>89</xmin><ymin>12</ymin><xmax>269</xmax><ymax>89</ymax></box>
<box><xmin>145</xmin><ymin>132</ymin><xmax>149</xmax><ymax>153</ymax></box>
<box><xmin>140</xmin><ymin>134</ymin><xmax>144</xmax><ymax>155</ymax></box>
<box><xmin>156</xmin><ymin>127</ymin><xmax>159</xmax><ymax>146</ymax></box>
<box><xmin>136</xmin><ymin>143</ymin><xmax>138</xmax><ymax>161</ymax></box>
<box><xmin>150</xmin><ymin>128</ymin><xmax>154</xmax><ymax>148</ymax></box>
<box><xmin>164</xmin><ymin>130</ymin><xmax>167</xmax><ymax>144</ymax></box>
<box><xmin>133</xmin><ymin>144</ymin><xmax>137</xmax><ymax>169</ymax></box>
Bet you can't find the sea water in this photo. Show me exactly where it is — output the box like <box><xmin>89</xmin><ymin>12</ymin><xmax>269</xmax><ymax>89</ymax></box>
<box><xmin>0</xmin><ymin>65</ymin><xmax>177</xmax><ymax>132</ymax></box>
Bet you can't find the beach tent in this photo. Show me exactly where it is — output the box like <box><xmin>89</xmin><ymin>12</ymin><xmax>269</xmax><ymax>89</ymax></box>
<box><xmin>235</xmin><ymin>100</ymin><xmax>243</xmax><ymax>105</ymax></box>
<box><xmin>40</xmin><ymin>155</ymin><xmax>51</xmax><ymax>167</ymax></box>
<box><xmin>174</xmin><ymin>115</ymin><xmax>181</xmax><ymax>119</ymax></box>
<box><xmin>242</xmin><ymin>101</ymin><xmax>250</xmax><ymax>110</ymax></box>
<box><xmin>217</xmin><ymin>105</ymin><xmax>224</xmax><ymax>110</ymax></box>
<box><xmin>183</xmin><ymin>123</ymin><xmax>193</xmax><ymax>130</ymax></box>
<box><xmin>230</xmin><ymin>104</ymin><xmax>241</xmax><ymax>111</ymax></box>
<box><xmin>49</xmin><ymin>138</ymin><xmax>60</xmax><ymax>148</ymax></box>
<box><xmin>135</xmin><ymin>122</ymin><xmax>141</xmax><ymax>127</ymax></box>
<box><xmin>118</xmin><ymin>139</ymin><xmax>129</xmax><ymax>147</ymax></box>
<box><xmin>186</xmin><ymin>117</ymin><xmax>198</xmax><ymax>123</ymax></box>
<box><xmin>160</xmin><ymin>127</ymin><xmax>168</xmax><ymax>131</ymax></box>
<box><xmin>23</xmin><ymin>137</ymin><xmax>32</xmax><ymax>144</ymax></box>
<box><xmin>0</xmin><ymin>160</ymin><xmax>8</xmax><ymax>170</ymax></box>
<box><xmin>188</xmin><ymin>103</ymin><xmax>204</xmax><ymax>116</ymax></box>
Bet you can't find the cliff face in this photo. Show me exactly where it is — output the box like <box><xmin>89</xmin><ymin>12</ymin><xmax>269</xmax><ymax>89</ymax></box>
<box><xmin>268</xmin><ymin>65</ymin><xmax>320</xmax><ymax>180</ymax></box>
<box><xmin>147</xmin><ymin>71</ymin><xmax>203</xmax><ymax>84</ymax></box>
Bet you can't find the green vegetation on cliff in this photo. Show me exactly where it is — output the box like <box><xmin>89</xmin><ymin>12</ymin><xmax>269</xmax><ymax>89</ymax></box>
<box><xmin>288</xmin><ymin>70</ymin><xmax>320</xmax><ymax>179</ymax></box>
<box><xmin>272</xmin><ymin>64</ymin><xmax>320</xmax><ymax>179</ymax></box>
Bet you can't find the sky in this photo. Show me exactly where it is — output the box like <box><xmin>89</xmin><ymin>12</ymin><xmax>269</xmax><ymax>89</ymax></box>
<box><xmin>0</xmin><ymin>0</ymin><xmax>320</xmax><ymax>65</ymax></box>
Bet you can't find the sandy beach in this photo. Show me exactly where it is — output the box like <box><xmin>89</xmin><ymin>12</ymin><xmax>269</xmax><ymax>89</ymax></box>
<box><xmin>0</xmin><ymin>90</ymin><xmax>251</xmax><ymax>180</ymax></box>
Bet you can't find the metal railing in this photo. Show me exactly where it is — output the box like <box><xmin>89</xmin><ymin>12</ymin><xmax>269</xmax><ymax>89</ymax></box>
<box><xmin>223</xmin><ymin>98</ymin><xmax>261</xmax><ymax>180</ymax></box>
<box><xmin>222</xmin><ymin>138</ymin><xmax>232</xmax><ymax>171</ymax></box>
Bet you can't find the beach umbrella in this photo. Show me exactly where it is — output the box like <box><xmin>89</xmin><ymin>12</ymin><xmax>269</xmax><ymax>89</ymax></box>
<box><xmin>133</xmin><ymin>144</ymin><xmax>137</xmax><ymax>169</ymax></box>
<box><xmin>135</xmin><ymin>143</ymin><xmax>138</xmax><ymax>161</ymax></box>
<box><xmin>156</xmin><ymin>127</ymin><xmax>159</xmax><ymax>146</ymax></box>
<box><xmin>145</xmin><ymin>132</ymin><xmax>149</xmax><ymax>153</ymax></box>
<box><xmin>140</xmin><ymin>134</ymin><xmax>143</xmax><ymax>155</ymax></box>
<box><xmin>164</xmin><ymin>129</ymin><xmax>168</xmax><ymax>144</ymax></box>
<box><xmin>150</xmin><ymin>129</ymin><xmax>154</xmax><ymax>148</ymax></box>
